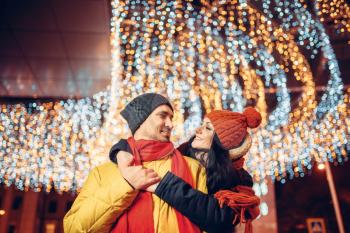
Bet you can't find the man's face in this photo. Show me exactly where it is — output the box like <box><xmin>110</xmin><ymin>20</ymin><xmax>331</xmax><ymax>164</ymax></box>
<box><xmin>136</xmin><ymin>105</ymin><xmax>174</xmax><ymax>142</ymax></box>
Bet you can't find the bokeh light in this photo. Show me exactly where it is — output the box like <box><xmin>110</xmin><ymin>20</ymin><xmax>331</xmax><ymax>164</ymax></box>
<box><xmin>0</xmin><ymin>0</ymin><xmax>349</xmax><ymax>192</ymax></box>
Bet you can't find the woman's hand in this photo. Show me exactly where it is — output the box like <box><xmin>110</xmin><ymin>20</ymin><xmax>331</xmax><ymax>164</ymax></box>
<box><xmin>144</xmin><ymin>182</ymin><xmax>160</xmax><ymax>193</ymax></box>
<box><xmin>117</xmin><ymin>151</ymin><xmax>134</xmax><ymax>166</ymax></box>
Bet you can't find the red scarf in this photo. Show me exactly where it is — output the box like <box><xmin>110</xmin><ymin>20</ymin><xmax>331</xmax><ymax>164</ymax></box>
<box><xmin>214</xmin><ymin>185</ymin><xmax>260</xmax><ymax>233</ymax></box>
<box><xmin>111</xmin><ymin>137</ymin><xmax>201</xmax><ymax>233</ymax></box>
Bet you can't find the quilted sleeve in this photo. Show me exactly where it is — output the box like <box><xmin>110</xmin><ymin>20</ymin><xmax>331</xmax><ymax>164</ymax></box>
<box><xmin>155</xmin><ymin>172</ymin><xmax>236</xmax><ymax>233</ymax></box>
<box><xmin>63</xmin><ymin>166</ymin><xmax>138</xmax><ymax>233</ymax></box>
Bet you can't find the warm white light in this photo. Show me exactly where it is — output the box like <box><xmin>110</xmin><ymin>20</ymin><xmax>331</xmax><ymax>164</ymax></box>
<box><xmin>318</xmin><ymin>163</ymin><xmax>326</xmax><ymax>170</ymax></box>
<box><xmin>260</xmin><ymin>202</ymin><xmax>269</xmax><ymax>216</ymax></box>
<box><xmin>0</xmin><ymin>0</ymin><xmax>349</xmax><ymax>193</ymax></box>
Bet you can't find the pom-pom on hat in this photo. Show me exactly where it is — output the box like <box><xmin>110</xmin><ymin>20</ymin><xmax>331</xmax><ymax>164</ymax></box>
<box><xmin>205</xmin><ymin>107</ymin><xmax>262</xmax><ymax>151</ymax></box>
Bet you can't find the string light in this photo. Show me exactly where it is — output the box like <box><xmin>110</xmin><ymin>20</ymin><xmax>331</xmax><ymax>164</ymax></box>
<box><xmin>315</xmin><ymin>0</ymin><xmax>350</xmax><ymax>42</ymax></box>
<box><xmin>0</xmin><ymin>94</ymin><xmax>109</xmax><ymax>192</ymax></box>
<box><xmin>0</xmin><ymin>0</ymin><xmax>349</xmax><ymax>192</ymax></box>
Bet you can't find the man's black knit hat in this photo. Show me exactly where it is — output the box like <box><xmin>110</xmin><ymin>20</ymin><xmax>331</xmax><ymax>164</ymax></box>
<box><xmin>121</xmin><ymin>93</ymin><xmax>173</xmax><ymax>134</ymax></box>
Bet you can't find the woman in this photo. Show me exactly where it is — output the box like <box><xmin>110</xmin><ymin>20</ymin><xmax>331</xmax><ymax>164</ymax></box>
<box><xmin>110</xmin><ymin>107</ymin><xmax>261</xmax><ymax>233</ymax></box>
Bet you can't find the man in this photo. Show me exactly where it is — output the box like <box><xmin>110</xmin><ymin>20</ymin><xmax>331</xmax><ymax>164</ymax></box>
<box><xmin>64</xmin><ymin>93</ymin><xmax>207</xmax><ymax>233</ymax></box>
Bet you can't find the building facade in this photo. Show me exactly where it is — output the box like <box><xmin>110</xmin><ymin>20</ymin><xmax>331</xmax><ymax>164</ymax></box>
<box><xmin>0</xmin><ymin>185</ymin><xmax>76</xmax><ymax>233</ymax></box>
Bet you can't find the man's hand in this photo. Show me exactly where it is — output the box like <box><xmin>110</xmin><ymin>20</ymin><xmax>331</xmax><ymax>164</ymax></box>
<box><xmin>117</xmin><ymin>151</ymin><xmax>161</xmax><ymax>190</ymax></box>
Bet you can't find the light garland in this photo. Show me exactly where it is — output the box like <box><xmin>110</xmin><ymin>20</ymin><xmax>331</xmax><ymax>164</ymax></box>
<box><xmin>0</xmin><ymin>0</ymin><xmax>349</xmax><ymax>192</ymax></box>
<box><xmin>0</xmin><ymin>94</ymin><xmax>109</xmax><ymax>192</ymax></box>
<box><xmin>315</xmin><ymin>0</ymin><xmax>350</xmax><ymax>42</ymax></box>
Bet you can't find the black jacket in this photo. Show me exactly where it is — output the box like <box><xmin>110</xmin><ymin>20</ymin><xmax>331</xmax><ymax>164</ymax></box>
<box><xmin>110</xmin><ymin>139</ymin><xmax>253</xmax><ymax>233</ymax></box>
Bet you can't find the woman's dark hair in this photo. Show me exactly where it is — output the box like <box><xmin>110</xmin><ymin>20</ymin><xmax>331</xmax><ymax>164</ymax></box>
<box><xmin>185</xmin><ymin>136</ymin><xmax>241</xmax><ymax>194</ymax></box>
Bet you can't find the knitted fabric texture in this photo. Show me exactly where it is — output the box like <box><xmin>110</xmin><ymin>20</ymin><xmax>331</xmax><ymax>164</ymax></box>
<box><xmin>228</xmin><ymin>134</ymin><xmax>252</xmax><ymax>160</ymax></box>
<box><xmin>214</xmin><ymin>185</ymin><xmax>260</xmax><ymax>233</ymax></box>
<box><xmin>232</xmin><ymin>157</ymin><xmax>245</xmax><ymax>170</ymax></box>
<box><xmin>121</xmin><ymin>93</ymin><xmax>173</xmax><ymax>134</ymax></box>
<box><xmin>205</xmin><ymin>107</ymin><xmax>262</xmax><ymax>150</ymax></box>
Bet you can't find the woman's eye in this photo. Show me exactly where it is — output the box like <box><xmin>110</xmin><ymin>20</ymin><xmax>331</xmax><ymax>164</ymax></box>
<box><xmin>206</xmin><ymin>127</ymin><xmax>211</xmax><ymax>130</ymax></box>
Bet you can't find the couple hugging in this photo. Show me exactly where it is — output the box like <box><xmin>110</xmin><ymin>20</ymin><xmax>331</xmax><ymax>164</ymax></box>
<box><xmin>64</xmin><ymin>93</ymin><xmax>261</xmax><ymax>233</ymax></box>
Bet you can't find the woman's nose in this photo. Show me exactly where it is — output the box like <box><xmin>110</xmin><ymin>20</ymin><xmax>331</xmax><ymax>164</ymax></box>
<box><xmin>196</xmin><ymin>127</ymin><xmax>202</xmax><ymax>134</ymax></box>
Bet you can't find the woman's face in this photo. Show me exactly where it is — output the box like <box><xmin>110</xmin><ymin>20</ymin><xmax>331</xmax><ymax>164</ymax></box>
<box><xmin>191</xmin><ymin>117</ymin><xmax>215</xmax><ymax>150</ymax></box>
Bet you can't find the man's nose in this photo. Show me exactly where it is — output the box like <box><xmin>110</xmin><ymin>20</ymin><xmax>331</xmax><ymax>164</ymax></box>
<box><xmin>165</xmin><ymin>117</ymin><xmax>173</xmax><ymax>129</ymax></box>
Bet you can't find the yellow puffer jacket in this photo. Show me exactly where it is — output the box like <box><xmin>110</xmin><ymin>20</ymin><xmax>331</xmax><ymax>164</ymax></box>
<box><xmin>63</xmin><ymin>155</ymin><xmax>207</xmax><ymax>233</ymax></box>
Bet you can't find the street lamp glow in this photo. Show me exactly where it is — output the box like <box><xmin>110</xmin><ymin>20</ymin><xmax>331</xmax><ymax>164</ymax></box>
<box><xmin>318</xmin><ymin>163</ymin><xmax>325</xmax><ymax>170</ymax></box>
<box><xmin>0</xmin><ymin>210</ymin><xmax>5</xmax><ymax>216</ymax></box>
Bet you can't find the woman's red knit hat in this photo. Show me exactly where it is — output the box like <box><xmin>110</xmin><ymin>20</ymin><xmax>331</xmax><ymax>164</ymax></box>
<box><xmin>205</xmin><ymin>107</ymin><xmax>262</xmax><ymax>150</ymax></box>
